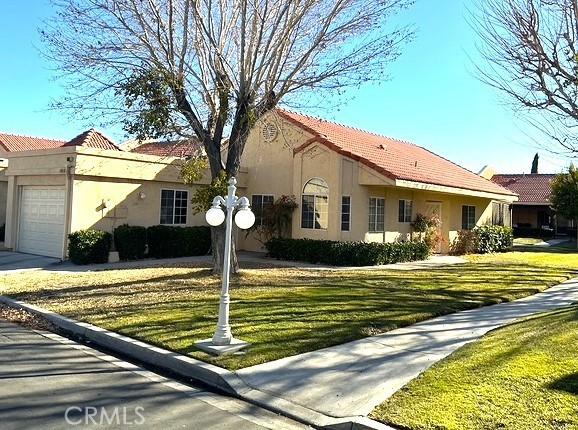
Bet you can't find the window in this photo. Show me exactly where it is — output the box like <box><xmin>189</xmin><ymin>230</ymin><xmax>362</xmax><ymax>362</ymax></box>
<box><xmin>341</xmin><ymin>196</ymin><xmax>351</xmax><ymax>231</ymax></box>
<box><xmin>301</xmin><ymin>178</ymin><xmax>329</xmax><ymax>230</ymax></box>
<box><xmin>368</xmin><ymin>197</ymin><xmax>385</xmax><ymax>232</ymax></box>
<box><xmin>160</xmin><ymin>189</ymin><xmax>188</xmax><ymax>225</ymax></box>
<box><xmin>252</xmin><ymin>195</ymin><xmax>274</xmax><ymax>226</ymax></box>
<box><xmin>461</xmin><ymin>205</ymin><xmax>476</xmax><ymax>230</ymax></box>
<box><xmin>398</xmin><ymin>199</ymin><xmax>413</xmax><ymax>223</ymax></box>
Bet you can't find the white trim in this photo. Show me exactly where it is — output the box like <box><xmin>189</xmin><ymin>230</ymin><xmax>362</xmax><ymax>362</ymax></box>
<box><xmin>160</xmin><ymin>188</ymin><xmax>189</xmax><ymax>226</ymax></box>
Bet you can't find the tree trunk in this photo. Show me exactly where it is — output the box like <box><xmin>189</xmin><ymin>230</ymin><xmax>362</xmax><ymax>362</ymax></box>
<box><xmin>211</xmin><ymin>224</ymin><xmax>239</xmax><ymax>275</ymax></box>
<box><xmin>576</xmin><ymin>220</ymin><xmax>578</xmax><ymax>249</ymax></box>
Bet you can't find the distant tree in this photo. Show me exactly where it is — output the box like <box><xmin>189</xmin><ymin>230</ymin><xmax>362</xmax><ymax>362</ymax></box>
<box><xmin>473</xmin><ymin>0</ymin><xmax>578</xmax><ymax>155</ymax></box>
<box><xmin>550</xmin><ymin>165</ymin><xmax>578</xmax><ymax>248</ymax></box>
<box><xmin>42</xmin><ymin>0</ymin><xmax>415</xmax><ymax>274</ymax></box>
<box><xmin>531</xmin><ymin>153</ymin><xmax>539</xmax><ymax>174</ymax></box>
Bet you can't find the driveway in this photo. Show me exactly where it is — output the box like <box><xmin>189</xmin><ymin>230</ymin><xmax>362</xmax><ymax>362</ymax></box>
<box><xmin>0</xmin><ymin>319</ymin><xmax>307</xmax><ymax>430</ymax></box>
<box><xmin>0</xmin><ymin>251</ymin><xmax>60</xmax><ymax>273</ymax></box>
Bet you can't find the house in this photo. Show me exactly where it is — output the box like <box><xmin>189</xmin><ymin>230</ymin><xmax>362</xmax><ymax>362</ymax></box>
<box><xmin>489</xmin><ymin>172</ymin><xmax>574</xmax><ymax>235</ymax></box>
<box><xmin>1</xmin><ymin>110</ymin><xmax>517</xmax><ymax>259</ymax></box>
<box><xmin>238</xmin><ymin>110</ymin><xmax>517</xmax><ymax>253</ymax></box>
<box><xmin>1</xmin><ymin>129</ymin><xmax>247</xmax><ymax>258</ymax></box>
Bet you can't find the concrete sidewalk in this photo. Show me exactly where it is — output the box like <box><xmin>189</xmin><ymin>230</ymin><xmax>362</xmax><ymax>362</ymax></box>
<box><xmin>237</xmin><ymin>277</ymin><xmax>578</xmax><ymax>418</ymax></box>
<box><xmin>0</xmin><ymin>319</ymin><xmax>307</xmax><ymax>430</ymax></box>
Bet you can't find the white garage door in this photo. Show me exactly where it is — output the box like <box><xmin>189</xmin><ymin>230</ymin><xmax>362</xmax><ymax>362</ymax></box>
<box><xmin>18</xmin><ymin>187</ymin><xmax>66</xmax><ymax>258</ymax></box>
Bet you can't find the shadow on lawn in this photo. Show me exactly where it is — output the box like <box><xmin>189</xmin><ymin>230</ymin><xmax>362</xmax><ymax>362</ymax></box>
<box><xmin>10</xmin><ymin>260</ymin><xmax>576</xmax><ymax>369</ymax></box>
<box><xmin>550</xmin><ymin>372</ymin><xmax>578</xmax><ymax>395</ymax></box>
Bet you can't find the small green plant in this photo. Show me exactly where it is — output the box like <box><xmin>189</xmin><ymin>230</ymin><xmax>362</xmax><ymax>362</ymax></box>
<box><xmin>252</xmin><ymin>195</ymin><xmax>298</xmax><ymax>243</ymax></box>
<box><xmin>68</xmin><ymin>230</ymin><xmax>112</xmax><ymax>264</ymax></box>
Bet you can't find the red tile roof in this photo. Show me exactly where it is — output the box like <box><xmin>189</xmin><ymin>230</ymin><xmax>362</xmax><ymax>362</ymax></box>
<box><xmin>64</xmin><ymin>129</ymin><xmax>120</xmax><ymax>151</ymax></box>
<box><xmin>130</xmin><ymin>139</ymin><xmax>202</xmax><ymax>157</ymax></box>
<box><xmin>491</xmin><ymin>174</ymin><xmax>555</xmax><ymax>204</ymax></box>
<box><xmin>0</xmin><ymin>132</ymin><xmax>65</xmax><ymax>152</ymax></box>
<box><xmin>278</xmin><ymin>110</ymin><xmax>516</xmax><ymax>197</ymax></box>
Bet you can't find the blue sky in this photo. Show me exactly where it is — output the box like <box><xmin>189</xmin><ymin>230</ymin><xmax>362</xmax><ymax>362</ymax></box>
<box><xmin>0</xmin><ymin>0</ymin><xmax>572</xmax><ymax>174</ymax></box>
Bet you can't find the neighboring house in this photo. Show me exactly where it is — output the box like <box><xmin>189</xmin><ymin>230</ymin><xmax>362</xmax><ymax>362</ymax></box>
<box><xmin>238</xmin><ymin>110</ymin><xmax>517</xmax><ymax>253</ymax></box>
<box><xmin>2</xmin><ymin>129</ymin><xmax>246</xmax><ymax>259</ymax></box>
<box><xmin>490</xmin><ymin>173</ymin><xmax>574</xmax><ymax>234</ymax></box>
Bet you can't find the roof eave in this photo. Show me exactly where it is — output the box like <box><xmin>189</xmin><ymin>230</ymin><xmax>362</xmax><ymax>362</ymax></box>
<box><xmin>395</xmin><ymin>179</ymin><xmax>519</xmax><ymax>202</ymax></box>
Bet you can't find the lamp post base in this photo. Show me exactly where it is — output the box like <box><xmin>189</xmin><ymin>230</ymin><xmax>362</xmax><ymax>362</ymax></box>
<box><xmin>194</xmin><ymin>338</ymin><xmax>250</xmax><ymax>356</ymax></box>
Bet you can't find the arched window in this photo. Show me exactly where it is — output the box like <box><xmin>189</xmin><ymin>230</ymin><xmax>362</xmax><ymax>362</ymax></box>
<box><xmin>301</xmin><ymin>178</ymin><xmax>329</xmax><ymax>230</ymax></box>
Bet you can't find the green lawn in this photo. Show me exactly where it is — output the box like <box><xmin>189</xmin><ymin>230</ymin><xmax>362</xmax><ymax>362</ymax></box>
<box><xmin>372</xmin><ymin>306</ymin><xmax>578</xmax><ymax>430</ymax></box>
<box><xmin>0</xmin><ymin>251</ymin><xmax>577</xmax><ymax>370</ymax></box>
<box><xmin>513</xmin><ymin>237</ymin><xmax>545</xmax><ymax>245</ymax></box>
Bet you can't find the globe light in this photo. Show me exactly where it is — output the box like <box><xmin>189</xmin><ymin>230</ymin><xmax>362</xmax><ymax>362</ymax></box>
<box><xmin>206</xmin><ymin>207</ymin><xmax>225</xmax><ymax>226</ymax></box>
<box><xmin>234</xmin><ymin>208</ymin><xmax>255</xmax><ymax>229</ymax></box>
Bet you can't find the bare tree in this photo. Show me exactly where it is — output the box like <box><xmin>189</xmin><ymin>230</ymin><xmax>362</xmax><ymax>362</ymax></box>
<box><xmin>42</xmin><ymin>0</ymin><xmax>414</xmax><ymax>273</ymax></box>
<box><xmin>473</xmin><ymin>0</ymin><xmax>578</xmax><ymax>155</ymax></box>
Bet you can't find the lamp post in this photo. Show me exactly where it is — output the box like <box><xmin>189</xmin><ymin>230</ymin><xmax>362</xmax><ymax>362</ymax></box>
<box><xmin>195</xmin><ymin>177</ymin><xmax>255</xmax><ymax>355</ymax></box>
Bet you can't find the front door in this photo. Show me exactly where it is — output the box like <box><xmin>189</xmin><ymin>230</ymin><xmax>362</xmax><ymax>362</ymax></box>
<box><xmin>425</xmin><ymin>201</ymin><xmax>443</xmax><ymax>253</ymax></box>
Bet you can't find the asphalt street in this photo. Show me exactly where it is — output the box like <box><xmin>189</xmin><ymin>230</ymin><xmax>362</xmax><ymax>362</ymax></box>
<box><xmin>0</xmin><ymin>319</ymin><xmax>308</xmax><ymax>430</ymax></box>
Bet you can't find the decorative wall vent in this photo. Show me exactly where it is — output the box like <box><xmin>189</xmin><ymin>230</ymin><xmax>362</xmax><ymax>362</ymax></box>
<box><xmin>262</xmin><ymin>122</ymin><xmax>278</xmax><ymax>142</ymax></box>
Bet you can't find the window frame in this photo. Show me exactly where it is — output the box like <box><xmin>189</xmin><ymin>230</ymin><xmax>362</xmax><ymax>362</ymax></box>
<box><xmin>251</xmin><ymin>194</ymin><xmax>275</xmax><ymax>227</ymax></box>
<box><xmin>160</xmin><ymin>188</ymin><xmax>189</xmax><ymax>225</ymax></box>
<box><xmin>341</xmin><ymin>195</ymin><xmax>351</xmax><ymax>231</ymax></box>
<box><xmin>398</xmin><ymin>199</ymin><xmax>413</xmax><ymax>223</ymax></box>
<box><xmin>461</xmin><ymin>205</ymin><xmax>476</xmax><ymax>230</ymax></box>
<box><xmin>301</xmin><ymin>177</ymin><xmax>329</xmax><ymax>230</ymax></box>
<box><xmin>368</xmin><ymin>197</ymin><xmax>385</xmax><ymax>233</ymax></box>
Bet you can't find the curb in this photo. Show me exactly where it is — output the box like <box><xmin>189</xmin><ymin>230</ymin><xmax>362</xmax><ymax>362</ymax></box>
<box><xmin>0</xmin><ymin>296</ymin><xmax>394</xmax><ymax>430</ymax></box>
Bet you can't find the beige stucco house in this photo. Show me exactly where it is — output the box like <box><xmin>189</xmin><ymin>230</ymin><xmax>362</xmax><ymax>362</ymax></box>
<box><xmin>0</xmin><ymin>110</ymin><xmax>516</xmax><ymax>259</ymax></box>
<box><xmin>238</xmin><ymin>110</ymin><xmax>517</xmax><ymax>253</ymax></box>
<box><xmin>0</xmin><ymin>130</ymin><xmax>246</xmax><ymax>258</ymax></box>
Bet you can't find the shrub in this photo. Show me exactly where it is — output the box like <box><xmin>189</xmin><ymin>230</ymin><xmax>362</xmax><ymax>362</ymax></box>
<box><xmin>475</xmin><ymin>225</ymin><xmax>513</xmax><ymax>253</ymax></box>
<box><xmin>114</xmin><ymin>225</ymin><xmax>147</xmax><ymax>260</ymax></box>
<box><xmin>450</xmin><ymin>225</ymin><xmax>513</xmax><ymax>255</ymax></box>
<box><xmin>147</xmin><ymin>225</ymin><xmax>211</xmax><ymax>258</ymax></box>
<box><xmin>513</xmin><ymin>226</ymin><xmax>554</xmax><ymax>239</ymax></box>
<box><xmin>265</xmin><ymin>238</ymin><xmax>431</xmax><ymax>266</ymax></box>
<box><xmin>450</xmin><ymin>230</ymin><xmax>478</xmax><ymax>255</ymax></box>
<box><xmin>68</xmin><ymin>230</ymin><xmax>112</xmax><ymax>265</ymax></box>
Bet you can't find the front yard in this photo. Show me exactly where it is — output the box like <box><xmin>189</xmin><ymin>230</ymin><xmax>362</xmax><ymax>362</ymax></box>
<box><xmin>372</xmin><ymin>305</ymin><xmax>578</xmax><ymax>430</ymax></box>
<box><xmin>0</xmin><ymin>251</ymin><xmax>577</xmax><ymax>370</ymax></box>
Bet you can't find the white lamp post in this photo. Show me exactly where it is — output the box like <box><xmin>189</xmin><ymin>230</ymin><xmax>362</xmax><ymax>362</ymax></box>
<box><xmin>195</xmin><ymin>177</ymin><xmax>255</xmax><ymax>355</ymax></box>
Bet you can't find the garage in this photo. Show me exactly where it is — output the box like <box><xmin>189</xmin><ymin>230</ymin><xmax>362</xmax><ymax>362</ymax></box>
<box><xmin>18</xmin><ymin>186</ymin><xmax>66</xmax><ymax>258</ymax></box>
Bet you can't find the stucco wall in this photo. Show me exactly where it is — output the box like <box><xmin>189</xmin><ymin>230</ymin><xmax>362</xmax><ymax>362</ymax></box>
<box><xmin>0</xmin><ymin>164</ymin><xmax>7</xmax><ymax>229</ymax></box>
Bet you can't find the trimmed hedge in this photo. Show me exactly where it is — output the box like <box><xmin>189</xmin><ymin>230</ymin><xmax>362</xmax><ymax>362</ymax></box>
<box><xmin>450</xmin><ymin>225</ymin><xmax>513</xmax><ymax>255</ymax></box>
<box><xmin>68</xmin><ymin>229</ymin><xmax>112</xmax><ymax>265</ymax></box>
<box><xmin>147</xmin><ymin>225</ymin><xmax>211</xmax><ymax>258</ymax></box>
<box><xmin>265</xmin><ymin>238</ymin><xmax>431</xmax><ymax>266</ymax></box>
<box><xmin>114</xmin><ymin>224</ymin><xmax>147</xmax><ymax>260</ymax></box>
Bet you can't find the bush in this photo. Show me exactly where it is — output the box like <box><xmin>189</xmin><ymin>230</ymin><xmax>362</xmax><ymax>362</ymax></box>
<box><xmin>450</xmin><ymin>225</ymin><xmax>513</xmax><ymax>255</ymax></box>
<box><xmin>475</xmin><ymin>225</ymin><xmax>513</xmax><ymax>253</ymax></box>
<box><xmin>68</xmin><ymin>230</ymin><xmax>112</xmax><ymax>265</ymax></box>
<box><xmin>147</xmin><ymin>225</ymin><xmax>211</xmax><ymax>258</ymax></box>
<box><xmin>450</xmin><ymin>230</ymin><xmax>478</xmax><ymax>255</ymax></box>
<box><xmin>114</xmin><ymin>225</ymin><xmax>147</xmax><ymax>260</ymax></box>
<box><xmin>265</xmin><ymin>238</ymin><xmax>431</xmax><ymax>266</ymax></box>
